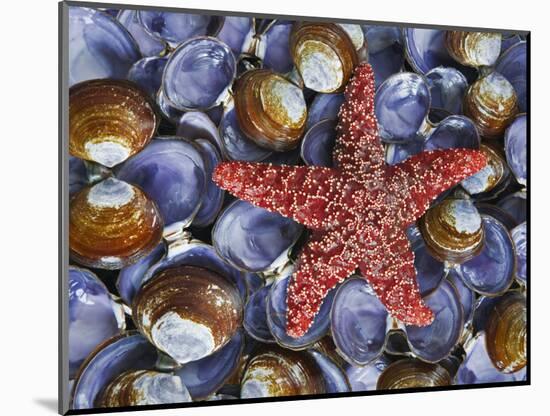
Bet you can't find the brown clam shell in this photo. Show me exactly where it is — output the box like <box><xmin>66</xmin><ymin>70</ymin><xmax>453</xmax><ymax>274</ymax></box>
<box><xmin>445</xmin><ymin>31</ymin><xmax>502</xmax><ymax>68</ymax></box>
<box><xmin>376</xmin><ymin>359</ymin><xmax>452</xmax><ymax>390</ymax></box>
<box><xmin>69</xmin><ymin>79</ymin><xmax>158</xmax><ymax>168</ymax></box>
<box><xmin>98</xmin><ymin>370</ymin><xmax>191</xmax><ymax>407</ymax></box>
<box><xmin>233</xmin><ymin>69</ymin><xmax>307</xmax><ymax>151</ymax></box>
<box><xmin>461</xmin><ymin>143</ymin><xmax>510</xmax><ymax>197</ymax></box>
<box><xmin>240</xmin><ymin>345</ymin><xmax>326</xmax><ymax>398</ymax></box>
<box><xmin>69</xmin><ymin>178</ymin><xmax>163</xmax><ymax>270</ymax></box>
<box><xmin>133</xmin><ymin>265</ymin><xmax>243</xmax><ymax>365</ymax></box>
<box><xmin>290</xmin><ymin>22</ymin><xmax>358</xmax><ymax>93</ymax></box>
<box><xmin>419</xmin><ymin>197</ymin><xmax>484</xmax><ymax>264</ymax></box>
<box><xmin>463</xmin><ymin>72</ymin><xmax>518</xmax><ymax>139</ymax></box>
<box><xmin>485</xmin><ymin>292</ymin><xmax>527</xmax><ymax>373</ymax></box>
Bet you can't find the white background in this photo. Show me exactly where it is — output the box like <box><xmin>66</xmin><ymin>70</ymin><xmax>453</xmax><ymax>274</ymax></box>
<box><xmin>0</xmin><ymin>0</ymin><xmax>546</xmax><ymax>414</ymax></box>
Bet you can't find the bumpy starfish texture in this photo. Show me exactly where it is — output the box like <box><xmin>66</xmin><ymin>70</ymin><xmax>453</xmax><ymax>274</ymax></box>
<box><xmin>213</xmin><ymin>63</ymin><xmax>487</xmax><ymax>338</ymax></box>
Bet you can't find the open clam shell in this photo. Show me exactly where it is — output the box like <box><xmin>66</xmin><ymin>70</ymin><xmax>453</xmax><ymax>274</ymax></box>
<box><xmin>244</xmin><ymin>284</ymin><xmax>275</xmax><ymax>343</ymax></box>
<box><xmin>306</xmin><ymin>92</ymin><xmax>344</xmax><ymax>129</ymax></box>
<box><xmin>216</xmin><ymin>16</ymin><xmax>253</xmax><ymax>56</ymax></box>
<box><xmin>475</xmin><ymin>203</ymin><xmax>518</xmax><ymax>231</ymax></box>
<box><xmin>98</xmin><ymin>370</ymin><xmax>192</xmax><ymax>407</ymax></box>
<box><xmin>485</xmin><ymin>292</ymin><xmax>527</xmax><ymax>373</ymax></box>
<box><xmin>290</xmin><ymin>22</ymin><xmax>358</xmax><ymax>93</ymax></box>
<box><xmin>69</xmin><ymin>178</ymin><xmax>164</xmax><ymax>270</ymax></box>
<box><xmin>233</xmin><ymin>69</ymin><xmax>308</xmax><ymax>151</ymax></box>
<box><xmin>375</xmin><ymin>72</ymin><xmax>430</xmax><ymax>143</ymax></box>
<box><xmin>162</xmin><ymin>37</ymin><xmax>236</xmax><ymax>111</ymax></box>
<box><xmin>331</xmin><ymin>278</ymin><xmax>389</xmax><ymax>366</ymax></box>
<box><xmin>253</xmin><ymin>21</ymin><xmax>294</xmax><ymax>74</ymax></box>
<box><xmin>301</xmin><ymin>119</ymin><xmax>337</xmax><ymax>167</ymax></box>
<box><xmin>71</xmin><ymin>332</ymin><xmax>159</xmax><ymax>409</ymax></box>
<box><xmin>68</xmin><ymin>7</ymin><xmax>140</xmax><ymax>87</ymax></box>
<box><xmin>362</xmin><ymin>26</ymin><xmax>404</xmax><ymax>89</ymax></box>
<box><xmin>425</xmin><ymin>67</ymin><xmax>468</xmax><ymax>115</ymax></box>
<box><xmin>308</xmin><ymin>350</ymin><xmax>351</xmax><ymax>393</ymax></box>
<box><xmin>127</xmin><ymin>56</ymin><xmax>168</xmax><ymax>98</ymax></box>
<box><xmin>69</xmin><ymin>79</ymin><xmax>158</xmax><ymax>168</ymax></box>
<box><xmin>455</xmin><ymin>215</ymin><xmax>515</xmax><ymax>296</ymax></box>
<box><xmin>504</xmin><ymin>114</ymin><xmax>527</xmax><ymax>186</ymax></box>
<box><xmin>117</xmin><ymin>10</ymin><xmax>167</xmax><ymax>57</ymax></box>
<box><xmin>115</xmin><ymin>138</ymin><xmax>207</xmax><ymax>236</ymax></box>
<box><xmin>495</xmin><ymin>41</ymin><xmax>527</xmax><ymax>112</ymax></box>
<box><xmin>463</xmin><ymin>71</ymin><xmax>518</xmax><ymax>139</ymax></box>
<box><xmin>132</xmin><ymin>265</ymin><xmax>243</xmax><ymax>365</ymax></box>
<box><xmin>419</xmin><ymin>197</ymin><xmax>484</xmax><ymax>264</ymax></box>
<box><xmin>445</xmin><ymin>31</ymin><xmax>501</xmax><ymax>68</ymax></box>
<box><xmin>212</xmin><ymin>200</ymin><xmax>303</xmax><ymax>272</ymax></box>
<box><xmin>424</xmin><ymin>115</ymin><xmax>480</xmax><ymax>151</ymax></box>
<box><xmin>376</xmin><ymin>358</ymin><xmax>452</xmax><ymax>390</ymax></box>
<box><xmin>511</xmin><ymin>222</ymin><xmax>527</xmax><ymax>285</ymax></box>
<box><xmin>240</xmin><ymin>345</ymin><xmax>326</xmax><ymax>398</ymax></box>
<box><xmin>176</xmin><ymin>110</ymin><xmax>225</xmax><ymax>152</ymax></box>
<box><xmin>447</xmin><ymin>268</ymin><xmax>475</xmax><ymax>324</ymax></box>
<box><xmin>69</xmin><ymin>267</ymin><xmax>125</xmax><ymax>378</ymax></box>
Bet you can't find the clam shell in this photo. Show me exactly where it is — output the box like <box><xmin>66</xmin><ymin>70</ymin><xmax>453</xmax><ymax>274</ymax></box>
<box><xmin>408</xmin><ymin>224</ymin><xmax>446</xmax><ymax>296</ymax></box>
<box><xmin>497</xmin><ymin>190</ymin><xmax>527</xmax><ymax>225</ymax></box>
<box><xmin>425</xmin><ymin>67</ymin><xmax>468</xmax><ymax>115</ymax></box>
<box><xmin>254</xmin><ymin>21</ymin><xmax>294</xmax><ymax>74</ymax></box>
<box><xmin>240</xmin><ymin>346</ymin><xmax>326</xmax><ymax>398</ymax></box>
<box><xmin>176</xmin><ymin>110</ymin><xmax>225</xmax><ymax>152</ymax></box>
<box><xmin>133</xmin><ymin>265</ymin><xmax>243</xmax><ymax>364</ymax></box>
<box><xmin>511</xmin><ymin>222</ymin><xmax>527</xmax><ymax>285</ymax></box>
<box><xmin>485</xmin><ymin>292</ymin><xmax>527</xmax><ymax>373</ymax></box>
<box><xmin>424</xmin><ymin>115</ymin><xmax>480</xmax><ymax>151</ymax></box>
<box><xmin>69</xmin><ymin>7</ymin><xmax>140</xmax><ymax>87</ymax></box>
<box><xmin>99</xmin><ymin>370</ymin><xmax>192</xmax><ymax>407</ymax></box>
<box><xmin>71</xmin><ymin>332</ymin><xmax>159</xmax><ymax>409</ymax></box>
<box><xmin>216</xmin><ymin>17</ymin><xmax>254</xmax><ymax>56</ymax></box>
<box><xmin>504</xmin><ymin>114</ymin><xmax>527</xmax><ymax>186</ymax></box>
<box><xmin>69</xmin><ymin>79</ymin><xmax>158</xmax><ymax>168</ymax></box>
<box><xmin>69</xmin><ymin>178</ymin><xmax>164</xmax><ymax>270</ymax></box>
<box><xmin>475</xmin><ymin>203</ymin><xmax>518</xmax><ymax>230</ymax></box>
<box><xmin>375</xmin><ymin>72</ymin><xmax>430</xmax><ymax>143</ymax></box>
<box><xmin>463</xmin><ymin>72</ymin><xmax>518</xmax><ymax>139</ymax></box>
<box><xmin>115</xmin><ymin>138</ymin><xmax>207</xmax><ymax>235</ymax></box>
<box><xmin>419</xmin><ymin>198</ymin><xmax>484</xmax><ymax>264</ymax></box>
<box><xmin>290</xmin><ymin>22</ymin><xmax>358</xmax><ymax>93</ymax></box>
<box><xmin>376</xmin><ymin>359</ymin><xmax>452</xmax><ymax>390</ymax></box>
<box><xmin>385</xmin><ymin>140</ymin><xmax>424</xmax><ymax>165</ymax></box>
<box><xmin>69</xmin><ymin>266</ymin><xmax>125</xmax><ymax>378</ymax></box>
<box><xmin>69</xmin><ymin>156</ymin><xmax>89</xmax><ymax>197</ymax></box>
<box><xmin>308</xmin><ymin>350</ymin><xmax>351</xmax><ymax>393</ymax></box>
<box><xmin>127</xmin><ymin>56</ymin><xmax>168</xmax><ymax>98</ymax></box>
<box><xmin>455</xmin><ymin>215</ymin><xmax>515</xmax><ymax>296</ymax></box>
<box><xmin>117</xmin><ymin>10</ymin><xmax>167</xmax><ymax>57</ymax></box>
<box><xmin>345</xmin><ymin>355</ymin><xmax>391</xmax><ymax>391</ymax></box>
<box><xmin>362</xmin><ymin>26</ymin><xmax>404</xmax><ymax>88</ymax></box>
<box><xmin>331</xmin><ymin>278</ymin><xmax>389</xmax><ymax>365</ymax></box>
<box><xmin>495</xmin><ymin>41</ymin><xmax>527</xmax><ymax>112</ymax></box>
<box><xmin>306</xmin><ymin>93</ymin><xmax>344</xmax><ymax>129</ymax></box>
<box><xmin>300</xmin><ymin>119</ymin><xmax>337</xmax><ymax>167</ymax></box>
<box><xmin>461</xmin><ymin>143</ymin><xmax>511</xmax><ymax>198</ymax></box>
<box><xmin>445</xmin><ymin>31</ymin><xmax>501</xmax><ymax>67</ymax></box>
<box><xmin>137</xmin><ymin>11</ymin><xmax>214</xmax><ymax>47</ymax></box>
<box><xmin>244</xmin><ymin>284</ymin><xmax>275</xmax><ymax>343</ymax></box>
<box><xmin>212</xmin><ymin>200</ymin><xmax>303</xmax><ymax>272</ymax></box>
<box><xmin>162</xmin><ymin>37</ymin><xmax>236</xmax><ymax>111</ymax></box>
<box><xmin>447</xmin><ymin>268</ymin><xmax>475</xmax><ymax>324</ymax></box>
<box><xmin>233</xmin><ymin>69</ymin><xmax>307</xmax><ymax>151</ymax></box>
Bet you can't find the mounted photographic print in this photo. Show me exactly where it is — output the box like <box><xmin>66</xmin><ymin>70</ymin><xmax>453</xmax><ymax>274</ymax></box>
<box><xmin>59</xmin><ymin>1</ymin><xmax>529</xmax><ymax>414</ymax></box>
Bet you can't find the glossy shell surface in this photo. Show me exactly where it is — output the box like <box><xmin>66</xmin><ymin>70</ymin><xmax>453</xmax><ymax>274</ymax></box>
<box><xmin>504</xmin><ymin>114</ymin><xmax>527</xmax><ymax>186</ymax></box>
<box><xmin>376</xmin><ymin>359</ymin><xmax>452</xmax><ymax>390</ymax></box>
<box><xmin>445</xmin><ymin>31</ymin><xmax>501</xmax><ymax>67</ymax></box>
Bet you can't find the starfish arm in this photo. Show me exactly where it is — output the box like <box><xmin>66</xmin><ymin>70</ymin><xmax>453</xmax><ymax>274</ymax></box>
<box><xmin>213</xmin><ymin>161</ymin><xmax>342</xmax><ymax>231</ymax></box>
<box><xmin>390</xmin><ymin>148</ymin><xmax>487</xmax><ymax>226</ymax></box>
<box><xmin>358</xmin><ymin>228</ymin><xmax>434</xmax><ymax>326</ymax></box>
<box><xmin>286</xmin><ymin>228</ymin><xmax>361</xmax><ymax>337</ymax></box>
<box><xmin>333</xmin><ymin>63</ymin><xmax>385</xmax><ymax>175</ymax></box>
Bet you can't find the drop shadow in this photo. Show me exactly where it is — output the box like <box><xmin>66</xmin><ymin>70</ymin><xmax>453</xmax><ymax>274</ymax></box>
<box><xmin>34</xmin><ymin>398</ymin><xmax>58</xmax><ymax>413</ymax></box>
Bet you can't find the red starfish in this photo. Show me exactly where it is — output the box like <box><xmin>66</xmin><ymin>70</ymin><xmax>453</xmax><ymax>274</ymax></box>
<box><xmin>213</xmin><ymin>63</ymin><xmax>486</xmax><ymax>338</ymax></box>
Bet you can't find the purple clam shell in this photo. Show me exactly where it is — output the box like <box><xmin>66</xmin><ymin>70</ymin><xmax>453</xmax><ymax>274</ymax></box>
<box><xmin>69</xmin><ymin>7</ymin><xmax>141</xmax><ymax>87</ymax></box>
<box><xmin>345</xmin><ymin>356</ymin><xmax>391</xmax><ymax>391</ymax></box>
<box><xmin>362</xmin><ymin>26</ymin><xmax>404</xmax><ymax>89</ymax></box>
<box><xmin>403</xmin><ymin>28</ymin><xmax>475</xmax><ymax>80</ymax></box>
<box><xmin>267</xmin><ymin>275</ymin><xmax>335</xmax><ymax>349</ymax></box>
<box><xmin>127</xmin><ymin>56</ymin><xmax>168</xmax><ymax>98</ymax></box>
<box><xmin>175</xmin><ymin>330</ymin><xmax>244</xmax><ymax>399</ymax></box>
<box><xmin>258</xmin><ymin>21</ymin><xmax>294</xmax><ymax>74</ymax></box>
<box><xmin>447</xmin><ymin>268</ymin><xmax>475</xmax><ymax>324</ymax></box>
<box><xmin>137</xmin><ymin>11</ymin><xmax>212</xmax><ymax>47</ymax></box>
<box><xmin>472</xmin><ymin>296</ymin><xmax>500</xmax><ymax>334</ymax></box>
<box><xmin>156</xmin><ymin>89</ymin><xmax>184</xmax><ymax>123</ymax></box>
<box><xmin>501</xmin><ymin>34</ymin><xmax>522</xmax><ymax>53</ymax></box>
<box><xmin>213</xmin><ymin>200</ymin><xmax>303</xmax><ymax>272</ymax></box>
<box><xmin>192</xmin><ymin>139</ymin><xmax>225</xmax><ymax>227</ymax></box>
<box><xmin>425</xmin><ymin>67</ymin><xmax>468</xmax><ymax>115</ymax></box>
<box><xmin>117</xmin><ymin>9</ymin><xmax>166</xmax><ymax>57</ymax></box>
<box><xmin>475</xmin><ymin>203</ymin><xmax>518</xmax><ymax>231</ymax></box>
<box><xmin>115</xmin><ymin>138</ymin><xmax>206</xmax><ymax>230</ymax></box>
<box><xmin>497</xmin><ymin>190</ymin><xmax>527</xmax><ymax>225</ymax></box>
<box><xmin>504</xmin><ymin>114</ymin><xmax>527</xmax><ymax>186</ymax></box>
<box><xmin>69</xmin><ymin>156</ymin><xmax>88</xmax><ymax>196</ymax></box>
<box><xmin>69</xmin><ymin>267</ymin><xmax>124</xmax><ymax>378</ymax></box>
<box><xmin>306</xmin><ymin>93</ymin><xmax>345</xmax><ymax>129</ymax></box>
<box><xmin>456</xmin><ymin>215</ymin><xmax>515</xmax><ymax>296</ymax></box>
<box><xmin>219</xmin><ymin>104</ymin><xmax>272</xmax><ymax>162</ymax></box>
<box><xmin>177</xmin><ymin>111</ymin><xmax>225</xmax><ymax>152</ymax></box>
<box><xmin>385</xmin><ymin>140</ymin><xmax>424</xmax><ymax>165</ymax></box>
<box><xmin>413</xmin><ymin>238</ymin><xmax>446</xmax><ymax>297</ymax></box>
<box><xmin>244</xmin><ymin>284</ymin><xmax>275</xmax><ymax>343</ymax></box>
<box><xmin>301</xmin><ymin>119</ymin><xmax>337</xmax><ymax>167</ymax></box>
<box><xmin>375</xmin><ymin>72</ymin><xmax>430</xmax><ymax>143</ymax></box>
<box><xmin>308</xmin><ymin>350</ymin><xmax>351</xmax><ymax>393</ymax></box>
<box><xmin>512</xmin><ymin>222</ymin><xmax>527</xmax><ymax>284</ymax></box>
<box><xmin>117</xmin><ymin>242</ymin><xmax>166</xmax><ymax>306</ymax></box>
<box><xmin>331</xmin><ymin>278</ymin><xmax>389</xmax><ymax>365</ymax></box>
<box><xmin>405</xmin><ymin>280</ymin><xmax>463</xmax><ymax>363</ymax></box>
<box><xmin>424</xmin><ymin>115</ymin><xmax>480</xmax><ymax>151</ymax></box>
<box><xmin>495</xmin><ymin>41</ymin><xmax>527</xmax><ymax>112</ymax></box>
<box><xmin>216</xmin><ymin>16</ymin><xmax>253</xmax><ymax>55</ymax></box>
<box><xmin>71</xmin><ymin>333</ymin><xmax>159</xmax><ymax>409</ymax></box>
<box><xmin>163</xmin><ymin>37</ymin><xmax>236</xmax><ymax>111</ymax></box>
<box><xmin>455</xmin><ymin>332</ymin><xmax>526</xmax><ymax>385</ymax></box>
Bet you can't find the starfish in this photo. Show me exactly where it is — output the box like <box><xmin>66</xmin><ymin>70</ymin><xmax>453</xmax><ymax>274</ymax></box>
<box><xmin>213</xmin><ymin>63</ymin><xmax>486</xmax><ymax>338</ymax></box>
